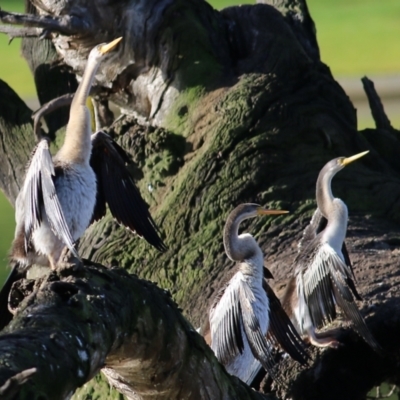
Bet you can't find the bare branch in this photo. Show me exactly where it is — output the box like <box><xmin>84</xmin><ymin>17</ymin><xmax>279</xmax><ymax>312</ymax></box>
<box><xmin>0</xmin><ymin>368</ymin><xmax>37</xmax><ymax>400</ymax></box>
<box><xmin>0</xmin><ymin>25</ymin><xmax>44</xmax><ymax>39</ymax></box>
<box><xmin>0</xmin><ymin>9</ymin><xmax>91</xmax><ymax>36</ymax></box>
<box><xmin>361</xmin><ymin>76</ymin><xmax>393</xmax><ymax>130</ymax></box>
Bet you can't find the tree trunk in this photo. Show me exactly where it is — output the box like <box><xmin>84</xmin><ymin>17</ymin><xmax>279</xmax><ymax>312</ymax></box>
<box><xmin>0</xmin><ymin>0</ymin><xmax>399</xmax><ymax>399</ymax></box>
<box><xmin>0</xmin><ymin>260</ymin><xmax>269</xmax><ymax>400</ymax></box>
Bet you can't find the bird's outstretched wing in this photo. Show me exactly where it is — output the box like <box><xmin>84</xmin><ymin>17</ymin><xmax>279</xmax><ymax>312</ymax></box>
<box><xmin>298</xmin><ymin>239</ymin><xmax>338</xmax><ymax>328</ymax></box>
<box><xmin>238</xmin><ymin>280</ymin><xmax>278</xmax><ymax>380</ymax></box>
<box><xmin>300</xmin><ymin>240</ymin><xmax>381</xmax><ymax>352</ymax></box>
<box><xmin>299</xmin><ymin>208</ymin><xmax>361</xmax><ymax>300</ymax></box>
<box><xmin>90</xmin><ymin>131</ymin><xmax>166</xmax><ymax>251</ymax></box>
<box><xmin>209</xmin><ymin>276</ymin><xmax>244</xmax><ymax>365</ymax></box>
<box><xmin>263</xmin><ymin>281</ymin><xmax>309</xmax><ymax>365</ymax></box>
<box><xmin>298</xmin><ymin>208</ymin><xmax>327</xmax><ymax>251</ymax></box>
<box><xmin>22</xmin><ymin>139</ymin><xmax>78</xmax><ymax>257</ymax></box>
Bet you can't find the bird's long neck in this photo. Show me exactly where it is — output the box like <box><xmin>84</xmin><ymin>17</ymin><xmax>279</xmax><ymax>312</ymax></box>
<box><xmin>316</xmin><ymin>167</ymin><xmax>335</xmax><ymax>219</ymax></box>
<box><xmin>57</xmin><ymin>57</ymin><xmax>100</xmax><ymax>165</ymax></box>
<box><xmin>223</xmin><ymin>212</ymin><xmax>264</xmax><ymax>280</ymax></box>
<box><xmin>316</xmin><ymin>166</ymin><xmax>348</xmax><ymax>250</ymax></box>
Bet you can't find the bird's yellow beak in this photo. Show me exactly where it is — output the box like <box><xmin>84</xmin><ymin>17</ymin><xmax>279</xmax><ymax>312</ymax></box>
<box><xmin>341</xmin><ymin>150</ymin><xmax>369</xmax><ymax>166</ymax></box>
<box><xmin>99</xmin><ymin>37</ymin><xmax>123</xmax><ymax>54</ymax></box>
<box><xmin>257</xmin><ymin>208</ymin><xmax>289</xmax><ymax>216</ymax></box>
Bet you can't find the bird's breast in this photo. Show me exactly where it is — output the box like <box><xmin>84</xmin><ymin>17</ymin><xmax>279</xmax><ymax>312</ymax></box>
<box><xmin>55</xmin><ymin>164</ymin><xmax>97</xmax><ymax>240</ymax></box>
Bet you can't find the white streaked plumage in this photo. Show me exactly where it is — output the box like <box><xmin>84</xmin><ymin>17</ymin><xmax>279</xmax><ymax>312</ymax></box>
<box><xmin>210</xmin><ymin>269</ymin><xmax>271</xmax><ymax>383</ymax></box>
<box><xmin>10</xmin><ymin>38</ymin><xmax>124</xmax><ymax>270</ymax></box>
<box><xmin>283</xmin><ymin>152</ymin><xmax>381</xmax><ymax>352</ymax></box>
<box><xmin>9</xmin><ymin>37</ymin><xmax>166</xmax><ymax>272</ymax></box>
<box><xmin>0</xmin><ymin>38</ymin><xmax>166</xmax><ymax>329</ymax></box>
<box><xmin>206</xmin><ymin>203</ymin><xmax>308</xmax><ymax>384</ymax></box>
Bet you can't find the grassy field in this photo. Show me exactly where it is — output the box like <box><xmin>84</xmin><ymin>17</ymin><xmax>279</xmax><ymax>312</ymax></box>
<box><xmin>0</xmin><ymin>0</ymin><xmax>35</xmax><ymax>100</ymax></box>
<box><xmin>0</xmin><ymin>0</ymin><xmax>399</xmax><ymax>280</ymax></box>
<box><xmin>0</xmin><ymin>0</ymin><xmax>399</xmax><ymax>98</ymax></box>
<box><xmin>0</xmin><ymin>0</ymin><xmax>399</xmax><ymax>128</ymax></box>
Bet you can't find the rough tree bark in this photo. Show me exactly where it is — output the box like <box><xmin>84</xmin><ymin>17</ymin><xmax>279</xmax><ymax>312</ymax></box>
<box><xmin>0</xmin><ymin>0</ymin><xmax>400</xmax><ymax>399</ymax></box>
<box><xmin>0</xmin><ymin>260</ymin><xmax>268</xmax><ymax>400</ymax></box>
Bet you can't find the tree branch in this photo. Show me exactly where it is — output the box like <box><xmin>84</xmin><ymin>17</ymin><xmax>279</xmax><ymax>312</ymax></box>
<box><xmin>257</xmin><ymin>0</ymin><xmax>320</xmax><ymax>62</ymax></box>
<box><xmin>360</xmin><ymin>76</ymin><xmax>400</xmax><ymax>174</ymax></box>
<box><xmin>0</xmin><ymin>368</ymin><xmax>37</xmax><ymax>400</ymax></box>
<box><xmin>0</xmin><ymin>9</ymin><xmax>90</xmax><ymax>36</ymax></box>
<box><xmin>0</xmin><ymin>261</ymin><xmax>272</xmax><ymax>400</ymax></box>
<box><xmin>0</xmin><ymin>79</ymin><xmax>35</xmax><ymax>204</ymax></box>
<box><xmin>0</xmin><ymin>25</ymin><xmax>44</xmax><ymax>39</ymax></box>
<box><xmin>361</xmin><ymin>76</ymin><xmax>392</xmax><ymax>130</ymax></box>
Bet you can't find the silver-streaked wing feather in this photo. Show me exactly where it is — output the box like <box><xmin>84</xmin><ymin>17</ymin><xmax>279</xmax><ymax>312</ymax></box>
<box><xmin>300</xmin><ymin>240</ymin><xmax>381</xmax><ymax>352</ymax></box>
<box><xmin>299</xmin><ymin>240</ymin><xmax>338</xmax><ymax>328</ymax></box>
<box><xmin>238</xmin><ymin>280</ymin><xmax>278</xmax><ymax>380</ymax></box>
<box><xmin>22</xmin><ymin>139</ymin><xmax>78</xmax><ymax>257</ymax></box>
<box><xmin>90</xmin><ymin>131</ymin><xmax>166</xmax><ymax>252</ymax></box>
<box><xmin>263</xmin><ymin>281</ymin><xmax>309</xmax><ymax>364</ymax></box>
<box><xmin>22</xmin><ymin>142</ymin><xmax>45</xmax><ymax>250</ymax></box>
<box><xmin>210</xmin><ymin>274</ymin><xmax>244</xmax><ymax>365</ymax></box>
<box><xmin>298</xmin><ymin>208</ymin><xmax>326</xmax><ymax>251</ymax></box>
<box><xmin>299</xmin><ymin>208</ymin><xmax>361</xmax><ymax>300</ymax></box>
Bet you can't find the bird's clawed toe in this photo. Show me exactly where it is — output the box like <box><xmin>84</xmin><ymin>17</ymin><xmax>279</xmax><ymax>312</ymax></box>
<box><xmin>56</xmin><ymin>248</ymin><xmax>83</xmax><ymax>275</ymax></box>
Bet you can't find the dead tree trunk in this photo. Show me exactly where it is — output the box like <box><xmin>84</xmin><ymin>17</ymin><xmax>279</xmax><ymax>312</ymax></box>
<box><xmin>0</xmin><ymin>260</ymin><xmax>270</xmax><ymax>400</ymax></box>
<box><xmin>0</xmin><ymin>0</ymin><xmax>400</xmax><ymax>399</ymax></box>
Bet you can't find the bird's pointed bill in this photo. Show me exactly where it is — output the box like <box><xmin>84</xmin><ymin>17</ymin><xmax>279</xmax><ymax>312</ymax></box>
<box><xmin>341</xmin><ymin>150</ymin><xmax>369</xmax><ymax>166</ymax></box>
<box><xmin>257</xmin><ymin>208</ymin><xmax>289</xmax><ymax>216</ymax></box>
<box><xmin>99</xmin><ymin>37</ymin><xmax>123</xmax><ymax>54</ymax></box>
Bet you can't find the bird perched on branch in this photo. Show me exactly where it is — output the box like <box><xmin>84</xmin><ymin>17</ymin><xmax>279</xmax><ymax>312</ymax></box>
<box><xmin>202</xmin><ymin>204</ymin><xmax>308</xmax><ymax>384</ymax></box>
<box><xmin>0</xmin><ymin>37</ymin><xmax>166</xmax><ymax>328</ymax></box>
<box><xmin>282</xmin><ymin>151</ymin><xmax>381</xmax><ymax>352</ymax></box>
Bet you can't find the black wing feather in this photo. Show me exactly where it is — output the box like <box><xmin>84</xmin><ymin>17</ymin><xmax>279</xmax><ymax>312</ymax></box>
<box><xmin>263</xmin><ymin>281</ymin><xmax>309</xmax><ymax>365</ymax></box>
<box><xmin>341</xmin><ymin>243</ymin><xmax>362</xmax><ymax>301</ymax></box>
<box><xmin>90</xmin><ymin>131</ymin><xmax>166</xmax><ymax>251</ymax></box>
<box><xmin>298</xmin><ymin>208</ymin><xmax>327</xmax><ymax>251</ymax></box>
<box><xmin>238</xmin><ymin>281</ymin><xmax>279</xmax><ymax>380</ymax></box>
<box><xmin>299</xmin><ymin>238</ymin><xmax>337</xmax><ymax>328</ymax></box>
<box><xmin>300</xmin><ymin>208</ymin><xmax>361</xmax><ymax>302</ymax></box>
<box><xmin>328</xmin><ymin>253</ymin><xmax>382</xmax><ymax>353</ymax></box>
<box><xmin>300</xmin><ymin>238</ymin><xmax>381</xmax><ymax>353</ymax></box>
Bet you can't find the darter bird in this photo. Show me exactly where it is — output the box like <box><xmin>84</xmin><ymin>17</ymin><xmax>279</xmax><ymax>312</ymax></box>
<box><xmin>281</xmin><ymin>151</ymin><xmax>381</xmax><ymax>352</ymax></box>
<box><xmin>0</xmin><ymin>37</ymin><xmax>166</xmax><ymax>328</ymax></box>
<box><xmin>202</xmin><ymin>204</ymin><xmax>308</xmax><ymax>384</ymax></box>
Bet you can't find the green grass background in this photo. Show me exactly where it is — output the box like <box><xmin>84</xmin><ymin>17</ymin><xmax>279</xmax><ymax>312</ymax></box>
<box><xmin>1</xmin><ymin>0</ymin><xmax>399</xmax><ymax>100</ymax></box>
<box><xmin>0</xmin><ymin>1</ymin><xmax>399</xmax><ymax>278</ymax></box>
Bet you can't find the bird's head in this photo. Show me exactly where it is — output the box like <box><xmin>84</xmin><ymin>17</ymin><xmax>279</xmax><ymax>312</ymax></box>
<box><xmin>229</xmin><ymin>203</ymin><xmax>289</xmax><ymax>224</ymax></box>
<box><xmin>224</xmin><ymin>203</ymin><xmax>288</xmax><ymax>262</ymax></box>
<box><xmin>88</xmin><ymin>37</ymin><xmax>123</xmax><ymax>63</ymax></box>
<box><xmin>323</xmin><ymin>150</ymin><xmax>369</xmax><ymax>176</ymax></box>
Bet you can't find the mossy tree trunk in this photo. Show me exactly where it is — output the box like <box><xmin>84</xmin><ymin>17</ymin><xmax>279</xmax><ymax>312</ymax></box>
<box><xmin>0</xmin><ymin>0</ymin><xmax>399</xmax><ymax>399</ymax></box>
